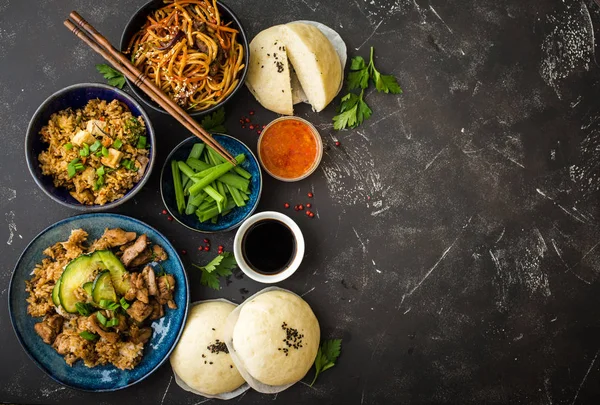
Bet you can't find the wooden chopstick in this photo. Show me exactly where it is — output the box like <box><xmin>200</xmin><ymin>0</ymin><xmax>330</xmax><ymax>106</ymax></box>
<box><xmin>63</xmin><ymin>13</ymin><xmax>238</xmax><ymax>166</ymax></box>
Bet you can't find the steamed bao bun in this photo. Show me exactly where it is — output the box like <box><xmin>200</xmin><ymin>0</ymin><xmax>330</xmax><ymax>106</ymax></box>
<box><xmin>170</xmin><ymin>301</ymin><xmax>246</xmax><ymax>396</ymax></box>
<box><xmin>232</xmin><ymin>290</ymin><xmax>320</xmax><ymax>386</ymax></box>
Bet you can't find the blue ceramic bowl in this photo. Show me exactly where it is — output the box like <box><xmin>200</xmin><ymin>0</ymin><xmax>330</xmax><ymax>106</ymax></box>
<box><xmin>25</xmin><ymin>83</ymin><xmax>156</xmax><ymax>211</ymax></box>
<box><xmin>9</xmin><ymin>214</ymin><xmax>189</xmax><ymax>392</ymax></box>
<box><xmin>160</xmin><ymin>135</ymin><xmax>262</xmax><ymax>233</ymax></box>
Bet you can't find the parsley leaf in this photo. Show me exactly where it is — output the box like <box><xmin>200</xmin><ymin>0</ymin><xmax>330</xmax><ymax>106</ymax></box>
<box><xmin>347</xmin><ymin>56</ymin><xmax>370</xmax><ymax>90</ymax></box>
<box><xmin>310</xmin><ymin>339</ymin><xmax>342</xmax><ymax>386</ymax></box>
<box><xmin>96</xmin><ymin>64</ymin><xmax>126</xmax><ymax>89</ymax></box>
<box><xmin>192</xmin><ymin>252</ymin><xmax>237</xmax><ymax>290</ymax></box>
<box><xmin>333</xmin><ymin>90</ymin><xmax>371</xmax><ymax>130</ymax></box>
<box><xmin>368</xmin><ymin>47</ymin><xmax>402</xmax><ymax>94</ymax></box>
<box><xmin>201</xmin><ymin>107</ymin><xmax>227</xmax><ymax>133</ymax></box>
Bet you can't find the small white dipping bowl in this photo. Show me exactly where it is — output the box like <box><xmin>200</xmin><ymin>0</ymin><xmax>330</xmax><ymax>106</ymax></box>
<box><xmin>233</xmin><ymin>211</ymin><xmax>304</xmax><ymax>283</ymax></box>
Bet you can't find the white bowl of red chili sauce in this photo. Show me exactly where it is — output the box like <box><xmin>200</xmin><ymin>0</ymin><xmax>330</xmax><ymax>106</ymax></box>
<box><xmin>257</xmin><ymin>117</ymin><xmax>323</xmax><ymax>182</ymax></box>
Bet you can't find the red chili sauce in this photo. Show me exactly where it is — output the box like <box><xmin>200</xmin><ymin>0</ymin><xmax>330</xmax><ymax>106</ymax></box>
<box><xmin>259</xmin><ymin>119</ymin><xmax>318</xmax><ymax>179</ymax></box>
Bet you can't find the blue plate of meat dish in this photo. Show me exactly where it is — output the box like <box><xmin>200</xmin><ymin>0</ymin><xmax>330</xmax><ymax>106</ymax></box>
<box><xmin>9</xmin><ymin>213</ymin><xmax>189</xmax><ymax>391</ymax></box>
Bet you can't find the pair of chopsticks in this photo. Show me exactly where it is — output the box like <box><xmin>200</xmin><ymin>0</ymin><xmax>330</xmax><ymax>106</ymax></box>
<box><xmin>64</xmin><ymin>12</ymin><xmax>237</xmax><ymax>166</ymax></box>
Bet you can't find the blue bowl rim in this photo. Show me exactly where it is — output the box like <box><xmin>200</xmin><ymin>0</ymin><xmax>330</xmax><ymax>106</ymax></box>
<box><xmin>8</xmin><ymin>213</ymin><xmax>190</xmax><ymax>392</ymax></box>
<box><xmin>159</xmin><ymin>134</ymin><xmax>262</xmax><ymax>234</ymax></box>
<box><xmin>25</xmin><ymin>82</ymin><xmax>157</xmax><ymax>212</ymax></box>
<box><xmin>119</xmin><ymin>0</ymin><xmax>249</xmax><ymax>117</ymax></box>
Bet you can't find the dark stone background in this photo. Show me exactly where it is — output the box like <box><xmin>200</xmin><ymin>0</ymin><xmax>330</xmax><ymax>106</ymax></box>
<box><xmin>2</xmin><ymin>0</ymin><xmax>600</xmax><ymax>403</ymax></box>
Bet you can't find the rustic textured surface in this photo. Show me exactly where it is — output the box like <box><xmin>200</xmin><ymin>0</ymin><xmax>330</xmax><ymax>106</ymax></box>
<box><xmin>2</xmin><ymin>0</ymin><xmax>600</xmax><ymax>403</ymax></box>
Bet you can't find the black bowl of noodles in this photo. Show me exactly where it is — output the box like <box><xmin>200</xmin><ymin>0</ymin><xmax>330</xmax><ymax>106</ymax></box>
<box><xmin>120</xmin><ymin>0</ymin><xmax>249</xmax><ymax>117</ymax></box>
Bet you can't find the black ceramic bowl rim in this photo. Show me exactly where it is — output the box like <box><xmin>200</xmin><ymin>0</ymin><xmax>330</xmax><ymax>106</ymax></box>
<box><xmin>159</xmin><ymin>134</ymin><xmax>263</xmax><ymax>234</ymax></box>
<box><xmin>119</xmin><ymin>0</ymin><xmax>249</xmax><ymax>117</ymax></box>
<box><xmin>25</xmin><ymin>82</ymin><xmax>156</xmax><ymax>212</ymax></box>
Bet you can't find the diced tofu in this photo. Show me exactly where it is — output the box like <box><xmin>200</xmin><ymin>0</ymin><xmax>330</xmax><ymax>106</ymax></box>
<box><xmin>86</xmin><ymin>120</ymin><xmax>107</xmax><ymax>136</ymax></box>
<box><xmin>101</xmin><ymin>148</ymin><xmax>124</xmax><ymax>169</ymax></box>
<box><xmin>72</xmin><ymin>130</ymin><xmax>96</xmax><ymax>146</ymax></box>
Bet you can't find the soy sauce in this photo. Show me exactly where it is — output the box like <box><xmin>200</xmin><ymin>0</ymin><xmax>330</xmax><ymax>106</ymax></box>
<box><xmin>242</xmin><ymin>219</ymin><xmax>296</xmax><ymax>274</ymax></box>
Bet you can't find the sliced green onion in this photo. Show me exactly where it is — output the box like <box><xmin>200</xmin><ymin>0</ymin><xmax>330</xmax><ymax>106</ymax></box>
<box><xmin>113</xmin><ymin>139</ymin><xmax>123</xmax><ymax>149</ymax></box>
<box><xmin>89</xmin><ymin>140</ymin><xmax>102</xmax><ymax>152</ymax></box>
<box><xmin>79</xmin><ymin>143</ymin><xmax>90</xmax><ymax>157</ymax></box>
<box><xmin>101</xmin><ymin>146</ymin><xmax>109</xmax><ymax>157</ymax></box>
<box><xmin>96</xmin><ymin>311</ymin><xmax>108</xmax><ymax>326</ymax></box>
<box><xmin>64</xmin><ymin>143</ymin><xmax>73</xmax><ymax>151</ymax></box>
<box><xmin>79</xmin><ymin>331</ymin><xmax>98</xmax><ymax>341</ymax></box>
<box><xmin>120</xmin><ymin>297</ymin><xmax>130</xmax><ymax>310</ymax></box>
<box><xmin>75</xmin><ymin>302</ymin><xmax>93</xmax><ymax>316</ymax></box>
<box><xmin>136</xmin><ymin>136</ymin><xmax>147</xmax><ymax>149</ymax></box>
<box><xmin>96</xmin><ymin>166</ymin><xmax>105</xmax><ymax>176</ymax></box>
<box><xmin>106</xmin><ymin>317</ymin><xmax>119</xmax><ymax>327</ymax></box>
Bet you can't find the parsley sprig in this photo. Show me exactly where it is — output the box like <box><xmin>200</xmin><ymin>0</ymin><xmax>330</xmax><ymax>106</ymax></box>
<box><xmin>333</xmin><ymin>47</ymin><xmax>402</xmax><ymax>130</ymax></box>
<box><xmin>192</xmin><ymin>251</ymin><xmax>237</xmax><ymax>290</ymax></box>
<box><xmin>310</xmin><ymin>339</ymin><xmax>342</xmax><ymax>386</ymax></box>
<box><xmin>200</xmin><ymin>107</ymin><xmax>227</xmax><ymax>133</ymax></box>
<box><xmin>96</xmin><ymin>64</ymin><xmax>126</xmax><ymax>89</ymax></box>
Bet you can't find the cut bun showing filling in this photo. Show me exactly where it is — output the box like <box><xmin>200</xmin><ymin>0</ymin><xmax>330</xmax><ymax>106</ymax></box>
<box><xmin>246</xmin><ymin>21</ymin><xmax>346</xmax><ymax>115</ymax></box>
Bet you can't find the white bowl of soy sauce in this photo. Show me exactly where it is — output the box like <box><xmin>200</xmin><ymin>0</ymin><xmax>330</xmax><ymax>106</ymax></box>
<box><xmin>233</xmin><ymin>211</ymin><xmax>305</xmax><ymax>283</ymax></box>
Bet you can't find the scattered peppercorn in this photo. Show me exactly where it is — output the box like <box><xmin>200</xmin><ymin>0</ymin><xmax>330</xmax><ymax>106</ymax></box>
<box><xmin>167</xmin><ymin>216</ymin><xmax>173</xmax><ymax>221</ymax></box>
<box><xmin>249</xmin><ymin>125</ymin><xmax>254</xmax><ymax>130</ymax></box>
<box><xmin>181</xmin><ymin>250</ymin><xmax>187</xmax><ymax>255</ymax></box>
<box><xmin>162</xmin><ymin>209</ymin><xmax>167</xmax><ymax>215</ymax></box>
<box><xmin>284</xmin><ymin>202</ymin><xmax>290</xmax><ymax>209</ymax></box>
<box><xmin>298</xmin><ymin>204</ymin><xmax>304</xmax><ymax>210</ymax></box>
<box><xmin>309</xmin><ymin>212</ymin><xmax>315</xmax><ymax>218</ymax></box>
<box><xmin>335</xmin><ymin>141</ymin><xmax>341</xmax><ymax>147</ymax></box>
<box><xmin>204</xmin><ymin>238</ymin><xmax>210</xmax><ymax>244</ymax></box>
<box><xmin>306</xmin><ymin>210</ymin><xmax>311</xmax><ymax>216</ymax></box>
<box><xmin>308</xmin><ymin>192</ymin><xmax>314</xmax><ymax>198</ymax></box>
<box><xmin>204</xmin><ymin>246</ymin><xmax>210</xmax><ymax>251</ymax></box>
<box><xmin>306</xmin><ymin>203</ymin><xmax>312</xmax><ymax>208</ymax></box>
<box><xmin>249</xmin><ymin>110</ymin><xmax>255</xmax><ymax>115</ymax></box>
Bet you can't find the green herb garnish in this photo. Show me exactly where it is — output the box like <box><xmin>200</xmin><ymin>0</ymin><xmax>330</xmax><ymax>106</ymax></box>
<box><xmin>64</xmin><ymin>143</ymin><xmax>73</xmax><ymax>151</ymax></box>
<box><xmin>333</xmin><ymin>91</ymin><xmax>372</xmax><ymax>130</ymax></box>
<box><xmin>310</xmin><ymin>339</ymin><xmax>342</xmax><ymax>386</ymax></box>
<box><xmin>79</xmin><ymin>331</ymin><xmax>99</xmax><ymax>341</ymax></box>
<box><xmin>67</xmin><ymin>158</ymin><xmax>85</xmax><ymax>178</ymax></box>
<box><xmin>96</xmin><ymin>311</ymin><xmax>108</xmax><ymax>326</ymax></box>
<box><xmin>333</xmin><ymin>47</ymin><xmax>401</xmax><ymax>130</ymax></box>
<box><xmin>192</xmin><ymin>252</ymin><xmax>237</xmax><ymax>290</ymax></box>
<box><xmin>113</xmin><ymin>139</ymin><xmax>123</xmax><ymax>150</ymax></box>
<box><xmin>79</xmin><ymin>142</ymin><xmax>90</xmax><ymax>157</ymax></box>
<box><xmin>96</xmin><ymin>166</ymin><xmax>105</xmax><ymax>176</ymax></box>
<box><xmin>75</xmin><ymin>302</ymin><xmax>94</xmax><ymax>316</ymax></box>
<box><xmin>106</xmin><ymin>317</ymin><xmax>119</xmax><ymax>327</ymax></box>
<box><xmin>101</xmin><ymin>146</ymin><xmax>109</xmax><ymax>157</ymax></box>
<box><xmin>96</xmin><ymin>64</ymin><xmax>126</xmax><ymax>89</ymax></box>
<box><xmin>136</xmin><ymin>136</ymin><xmax>147</xmax><ymax>149</ymax></box>
<box><xmin>120</xmin><ymin>297</ymin><xmax>130</xmax><ymax>310</ymax></box>
<box><xmin>98</xmin><ymin>299</ymin><xmax>119</xmax><ymax>311</ymax></box>
<box><xmin>89</xmin><ymin>140</ymin><xmax>102</xmax><ymax>153</ymax></box>
<box><xmin>200</xmin><ymin>107</ymin><xmax>226</xmax><ymax>133</ymax></box>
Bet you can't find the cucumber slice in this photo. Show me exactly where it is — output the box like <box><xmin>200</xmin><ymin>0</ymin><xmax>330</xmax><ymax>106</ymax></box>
<box><xmin>52</xmin><ymin>277</ymin><xmax>61</xmax><ymax>307</ymax></box>
<box><xmin>59</xmin><ymin>254</ymin><xmax>105</xmax><ymax>313</ymax></box>
<box><xmin>82</xmin><ymin>282</ymin><xmax>93</xmax><ymax>297</ymax></box>
<box><xmin>92</xmin><ymin>270</ymin><xmax>117</xmax><ymax>304</ymax></box>
<box><xmin>96</xmin><ymin>250</ymin><xmax>131</xmax><ymax>295</ymax></box>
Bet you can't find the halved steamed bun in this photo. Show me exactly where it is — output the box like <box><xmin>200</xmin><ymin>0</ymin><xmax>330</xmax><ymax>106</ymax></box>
<box><xmin>246</xmin><ymin>21</ymin><xmax>345</xmax><ymax>114</ymax></box>
<box><xmin>170</xmin><ymin>300</ymin><xmax>248</xmax><ymax>399</ymax></box>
